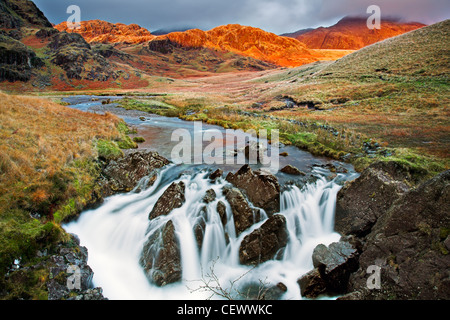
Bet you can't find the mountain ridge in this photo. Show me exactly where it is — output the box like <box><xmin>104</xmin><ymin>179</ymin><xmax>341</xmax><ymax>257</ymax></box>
<box><xmin>285</xmin><ymin>16</ymin><xmax>426</xmax><ymax>50</ymax></box>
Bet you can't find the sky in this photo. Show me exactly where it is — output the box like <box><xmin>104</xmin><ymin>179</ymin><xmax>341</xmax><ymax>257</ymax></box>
<box><xmin>33</xmin><ymin>0</ymin><xmax>450</xmax><ymax>34</ymax></box>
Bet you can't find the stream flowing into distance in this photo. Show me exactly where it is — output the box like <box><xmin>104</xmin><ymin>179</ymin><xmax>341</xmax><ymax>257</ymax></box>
<box><xmin>62</xmin><ymin>96</ymin><xmax>359</xmax><ymax>300</ymax></box>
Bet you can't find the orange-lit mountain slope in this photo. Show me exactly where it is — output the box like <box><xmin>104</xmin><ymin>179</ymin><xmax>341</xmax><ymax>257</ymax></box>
<box><xmin>55</xmin><ymin>20</ymin><xmax>155</xmax><ymax>44</ymax></box>
<box><xmin>291</xmin><ymin>16</ymin><xmax>426</xmax><ymax>50</ymax></box>
<box><xmin>56</xmin><ymin>21</ymin><xmax>341</xmax><ymax>67</ymax></box>
<box><xmin>159</xmin><ymin>24</ymin><xmax>327</xmax><ymax>67</ymax></box>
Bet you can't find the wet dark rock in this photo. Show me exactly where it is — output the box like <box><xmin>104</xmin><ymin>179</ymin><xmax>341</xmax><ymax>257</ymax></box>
<box><xmin>281</xmin><ymin>165</ymin><xmax>306</xmax><ymax>176</ymax></box>
<box><xmin>193</xmin><ymin>208</ymin><xmax>207</xmax><ymax>250</ymax></box>
<box><xmin>226</xmin><ymin>165</ymin><xmax>280</xmax><ymax>215</ymax></box>
<box><xmin>346</xmin><ymin>169</ymin><xmax>450</xmax><ymax>300</ymax></box>
<box><xmin>202</xmin><ymin>189</ymin><xmax>216</xmax><ymax>204</ymax></box>
<box><xmin>335</xmin><ymin>161</ymin><xmax>411</xmax><ymax>237</ymax></box>
<box><xmin>223</xmin><ymin>187</ymin><xmax>260</xmax><ymax>235</ymax></box>
<box><xmin>311</xmin><ymin>240</ymin><xmax>359</xmax><ymax>294</ymax></box>
<box><xmin>217</xmin><ymin>201</ymin><xmax>227</xmax><ymax>227</ymax></box>
<box><xmin>140</xmin><ymin>220</ymin><xmax>182</xmax><ymax>287</ymax></box>
<box><xmin>297</xmin><ymin>268</ymin><xmax>327</xmax><ymax>298</ymax></box>
<box><xmin>149</xmin><ymin>181</ymin><xmax>186</xmax><ymax>220</ymax></box>
<box><xmin>239</xmin><ymin>214</ymin><xmax>288</xmax><ymax>265</ymax></box>
<box><xmin>209</xmin><ymin>168</ymin><xmax>223</xmax><ymax>181</ymax></box>
<box><xmin>100</xmin><ymin>149</ymin><xmax>170</xmax><ymax>197</ymax></box>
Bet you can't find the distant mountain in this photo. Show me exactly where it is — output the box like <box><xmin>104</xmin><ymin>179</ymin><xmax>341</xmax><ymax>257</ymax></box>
<box><xmin>153</xmin><ymin>24</ymin><xmax>327</xmax><ymax>67</ymax></box>
<box><xmin>285</xmin><ymin>16</ymin><xmax>425</xmax><ymax>50</ymax></box>
<box><xmin>55</xmin><ymin>20</ymin><xmax>155</xmax><ymax>44</ymax></box>
<box><xmin>56</xmin><ymin>21</ymin><xmax>341</xmax><ymax>68</ymax></box>
<box><xmin>280</xmin><ymin>28</ymin><xmax>314</xmax><ymax>38</ymax></box>
<box><xmin>152</xmin><ymin>27</ymin><xmax>197</xmax><ymax>36</ymax></box>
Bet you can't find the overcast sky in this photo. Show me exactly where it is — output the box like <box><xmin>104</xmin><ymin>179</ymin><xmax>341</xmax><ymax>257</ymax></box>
<box><xmin>33</xmin><ymin>0</ymin><xmax>450</xmax><ymax>34</ymax></box>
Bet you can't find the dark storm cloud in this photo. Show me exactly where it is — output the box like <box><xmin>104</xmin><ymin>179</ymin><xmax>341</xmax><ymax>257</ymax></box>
<box><xmin>33</xmin><ymin>0</ymin><xmax>450</xmax><ymax>34</ymax></box>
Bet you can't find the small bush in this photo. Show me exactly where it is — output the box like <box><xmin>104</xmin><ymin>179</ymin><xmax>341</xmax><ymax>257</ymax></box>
<box><xmin>133</xmin><ymin>136</ymin><xmax>146</xmax><ymax>143</ymax></box>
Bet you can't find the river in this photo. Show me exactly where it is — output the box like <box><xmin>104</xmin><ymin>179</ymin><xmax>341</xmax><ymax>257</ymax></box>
<box><xmin>61</xmin><ymin>95</ymin><xmax>359</xmax><ymax>300</ymax></box>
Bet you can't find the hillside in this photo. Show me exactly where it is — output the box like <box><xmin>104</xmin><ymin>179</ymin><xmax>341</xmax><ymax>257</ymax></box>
<box><xmin>241</xmin><ymin>19</ymin><xmax>449</xmax><ymax>163</ymax></box>
<box><xmin>318</xmin><ymin>19</ymin><xmax>449</xmax><ymax>77</ymax></box>
<box><xmin>56</xmin><ymin>21</ymin><xmax>351</xmax><ymax>68</ymax></box>
<box><xmin>0</xmin><ymin>0</ymin><xmax>52</xmax><ymax>28</ymax></box>
<box><xmin>289</xmin><ymin>16</ymin><xmax>425</xmax><ymax>50</ymax></box>
<box><xmin>161</xmin><ymin>24</ymin><xmax>322</xmax><ymax>67</ymax></box>
<box><xmin>55</xmin><ymin>20</ymin><xmax>155</xmax><ymax>44</ymax></box>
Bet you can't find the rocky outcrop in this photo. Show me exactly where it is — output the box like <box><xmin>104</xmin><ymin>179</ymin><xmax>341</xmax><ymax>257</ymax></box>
<box><xmin>343</xmin><ymin>169</ymin><xmax>450</xmax><ymax>300</ymax></box>
<box><xmin>239</xmin><ymin>214</ymin><xmax>288</xmax><ymax>265</ymax></box>
<box><xmin>226</xmin><ymin>165</ymin><xmax>280</xmax><ymax>215</ymax></box>
<box><xmin>0</xmin><ymin>33</ymin><xmax>43</xmax><ymax>82</ymax></box>
<box><xmin>334</xmin><ymin>161</ymin><xmax>412</xmax><ymax>237</ymax></box>
<box><xmin>148</xmin><ymin>181</ymin><xmax>186</xmax><ymax>220</ymax></box>
<box><xmin>45</xmin><ymin>234</ymin><xmax>106</xmax><ymax>300</ymax></box>
<box><xmin>0</xmin><ymin>0</ymin><xmax>53</xmax><ymax>29</ymax></box>
<box><xmin>297</xmin><ymin>238</ymin><xmax>360</xmax><ymax>298</ymax></box>
<box><xmin>55</xmin><ymin>20</ymin><xmax>155</xmax><ymax>44</ymax></box>
<box><xmin>140</xmin><ymin>220</ymin><xmax>182</xmax><ymax>287</ymax></box>
<box><xmin>48</xmin><ymin>31</ymin><xmax>118</xmax><ymax>81</ymax></box>
<box><xmin>100</xmin><ymin>149</ymin><xmax>170</xmax><ymax>197</ymax></box>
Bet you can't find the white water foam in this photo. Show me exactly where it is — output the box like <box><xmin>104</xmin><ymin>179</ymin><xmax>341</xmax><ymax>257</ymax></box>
<box><xmin>64</xmin><ymin>166</ymin><xmax>351</xmax><ymax>300</ymax></box>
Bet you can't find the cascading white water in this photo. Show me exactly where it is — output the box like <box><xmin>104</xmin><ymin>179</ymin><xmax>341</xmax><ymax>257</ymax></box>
<box><xmin>64</xmin><ymin>165</ymin><xmax>353</xmax><ymax>300</ymax></box>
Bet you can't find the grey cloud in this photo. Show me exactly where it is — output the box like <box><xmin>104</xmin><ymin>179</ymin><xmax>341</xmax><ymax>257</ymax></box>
<box><xmin>33</xmin><ymin>0</ymin><xmax>450</xmax><ymax>34</ymax></box>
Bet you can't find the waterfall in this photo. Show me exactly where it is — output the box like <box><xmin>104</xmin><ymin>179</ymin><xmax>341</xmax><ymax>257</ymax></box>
<box><xmin>64</xmin><ymin>166</ymin><xmax>352</xmax><ymax>300</ymax></box>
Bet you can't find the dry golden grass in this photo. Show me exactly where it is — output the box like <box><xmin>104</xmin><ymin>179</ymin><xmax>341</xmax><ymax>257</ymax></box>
<box><xmin>0</xmin><ymin>92</ymin><xmax>122</xmax><ymax>214</ymax></box>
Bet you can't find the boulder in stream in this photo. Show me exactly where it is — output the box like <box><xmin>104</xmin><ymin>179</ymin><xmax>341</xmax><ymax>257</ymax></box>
<box><xmin>100</xmin><ymin>149</ymin><xmax>170</xmax><ymax>197</ymax></box>
<box><xmin>239</xmin><ymin>214</ymin><xmax>288</xmax><ymax>265</ymax></box>
<box><xmin>224</xmin><ymin>187</ymin><xmax>261</xmax><ymax>236</ymax></box>
<box><xmin>226</xmin><ymin>165</ymin><xmax>280</xmax><ymax>215</ymax></box>
<box><xmin>140</xmin><ymin>220</ymin><xmax>182</xmax><ymax>287</ymax></box>
<box><xmin>149</xmin><ymin>181</ymin><xmax>186</xmax><ymax>220</ymax></box>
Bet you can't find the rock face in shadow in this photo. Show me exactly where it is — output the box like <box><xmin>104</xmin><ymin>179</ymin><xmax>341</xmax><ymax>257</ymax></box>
<box><xmin>332</xmin><ymin>161</ymin><xmax>450</xmax><ymax>300</ymax></box>
<box><xmin>344</xmin><ymin>169</ymin><xmax>450</xmax><ymax>300</ymax></box>
<box><xmin>239</xmin><ymin>214</ymin><xmax>288</xmax><ymax>265</ymax></box>
<box><xmin>334</xmin><ymin>161</ymin><xmax>412</xmax><ymax>237</ymax></box>
<box><xmin>0</xmin><ymin>33</ymin><xmax>44</xmax><ymax>82</ymax></box>
<box><xmin>226</xmin><ymin>165</ymin><xmax>280</xmax><ymax>215</ymax></box>
<box><xmin>140</xmin><ymin>220</ymin><xmax>182</xmax><ymax>287</ymax></box>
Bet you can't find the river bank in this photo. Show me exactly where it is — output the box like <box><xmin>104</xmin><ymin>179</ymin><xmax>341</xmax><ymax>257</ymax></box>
<box><xmin>1</xmin><ymin>93</ymin><xmax>448</xmax><ymax>300</ymax></box>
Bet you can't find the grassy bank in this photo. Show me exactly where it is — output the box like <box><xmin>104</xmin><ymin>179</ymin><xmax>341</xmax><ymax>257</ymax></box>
<box><xmin>0</xmin><ymin>92</ymin><xmax>136</xmax><ymax>298</ymax></box>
